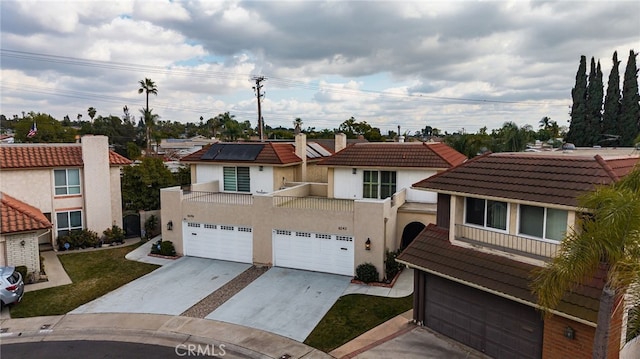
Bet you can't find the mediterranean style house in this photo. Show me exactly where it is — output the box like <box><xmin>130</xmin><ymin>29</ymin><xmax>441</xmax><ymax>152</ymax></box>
<box><xmin>160</xmin><ymin>134</ymin><xmax>466</xmax><ymax>277</ymax></box>
<box><xmin>0</xmin><ymin>135</ymin><xmax>131</xmax><ymax>274</ymax></box>
<box><xmin>397</xmin><ymin>148</ymin><xmax>640</xmax><ymax>358</ymax></box>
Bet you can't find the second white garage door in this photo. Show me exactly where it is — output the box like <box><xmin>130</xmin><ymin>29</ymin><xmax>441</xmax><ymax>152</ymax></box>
<box><xmin>183</xmin><ymin>222</ymin><xmax>253</xmax><ymax>264</ymax></box>
<box><xmin>272</xmin><ymin>229</ymin><xmax>354</xmax><ymax>276</ymax></box>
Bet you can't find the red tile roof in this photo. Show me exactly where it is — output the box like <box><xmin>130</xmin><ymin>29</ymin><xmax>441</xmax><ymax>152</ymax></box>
<box><xmin>1</xmin><ymin>192</ymin><xmax>52</xmax><ymax>234</ymax></box>
<box><xmin>397</xmin><ymin>224</ymin><xmax>603</xmax><ymax>324</ymax></box>
<box><xmin>318</xmin><ymin>142</ymin><xmax>467</xmax><ymax>169</ymax></box>
<box><xmin>181</xmin><ymin>142</ymin><xmax>308</xmax><ymax>165</ymax></box>
<box><xmin>413</xmin><ymin>152</ymin><xmax>640</xmax><ymax>208</ymax></box>
<box><xmin>0</xmin><ymin>144</ymin><xmax>131</xmax><ymax>169</ymax></box>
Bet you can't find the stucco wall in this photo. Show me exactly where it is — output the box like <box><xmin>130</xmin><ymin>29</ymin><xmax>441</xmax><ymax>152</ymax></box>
<box><xmin>3</xmin><ymin>232</ymin><xmax>41</xmax><ymax>273</ymax></box>
<box><xmin>82</xmin><ymin>136</ymin><xmax>113</xmax><ymax>233</ymax></box>
<box><xmin>0</xmin><ymin>169</ymin><xmax>54</xmax><ymax>212</ymax></box>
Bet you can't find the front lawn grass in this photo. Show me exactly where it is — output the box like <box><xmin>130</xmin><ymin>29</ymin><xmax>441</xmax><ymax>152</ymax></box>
<box><xmin>9</xmin><ymin>244</ymin><xmax>159</xmax><ymax>318</ymax></box>
<box><xmin>304</xmin><ymin>293</ymin><xmax>413</xmax><ymax>353</ymax></box>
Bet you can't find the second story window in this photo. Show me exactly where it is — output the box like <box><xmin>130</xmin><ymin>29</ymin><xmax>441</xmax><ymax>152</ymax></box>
<box><xmin>465</xmin><ymin>197</ymin><xmax>508</xmax><ymax>230</ymax></box>
<box><xmin>54</xmin><ymin>169</ymin><xmax>81</xmax><ymax>195</ymax></box>
<box><xmin>363</xmin><ymin>170</ymin><xmax>397</xmax><ymax>199</ymax></box>
<box><xmin>223</xmin><ymin>166</ymin><xmax>250</xmax><ymax>192</ymax></box>
<box><xmin>519</xmin><ymin>205</ymin><xmax>567</xmax><ymax>242</ymax></box>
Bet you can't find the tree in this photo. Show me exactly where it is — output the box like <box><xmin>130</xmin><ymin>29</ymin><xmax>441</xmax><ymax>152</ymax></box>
<box><xmin>293</xmin><ymin>117</ymin><xmax>303</xmax><ymax>134</ymax></box>
<box><xmin>139</xmin><ymin>108</ymin><xmax>160</xmax><ymax>152</ymax></box>
<box><xmin>493</xmin><ymin>122</ymin><xmax>534</xmax><ymax>152</ymax></box>
<box><xmin>14</xmin><ymin>112</ymin><xmax>76</xmax><ymax>143</ymax></box>
<box><xmin>602</xmin><ymin>51</ymin><xmax>622</xmax><ymax>142</ymax></box>
<box><xmin>87</xmin><ymin>107</ymin><xmax>97</xmax><ymax>122</ymax></box>
<box><xmin>585</xmin><ymin>58</ymin><xmax>604</xmax><ymax>146</ymax></box>
<box><xmin>121</xmin><ymin>157</ymin><xmax>176</xmax><ymax>211</ymax></box>
<box><xmin>532</xmin><ymin>166</ymin><xmax>640</xmax><ymax>358</ymax></box>
<box><xmin>138</xmin><ymin>78</ymin><xmax>158</xmax><ymax>153</ymax></box>
<box><xmin>566</xmin><ymin>56</ymin><xmax>588</xmax><ymax>146</ymax></box>
<box><xmin>620</xmin><ymin>50</ymin><xmax>640</xmax><ymax>146</ymax></box>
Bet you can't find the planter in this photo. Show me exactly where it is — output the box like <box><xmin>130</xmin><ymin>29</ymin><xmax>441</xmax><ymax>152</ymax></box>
<box><xmin>148</xmin><ymin>253</ymin><xmax>181</xmax><ymax>260</ymax></box>
<box><xmin>351</xmin><ymin>268</ymin><xmax>403</xmax><ymax>288</ymax></box>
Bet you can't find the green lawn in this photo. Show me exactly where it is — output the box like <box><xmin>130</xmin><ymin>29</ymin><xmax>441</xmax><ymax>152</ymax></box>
<box><xmin>9</xmin><ymin>244</ymin><xmax>159</xmax><ymax>318</ymax></box>
<box><xmin>304</xmin><ymin>293</ymin><xmax>413</xmax><ymax>352</ymax></box>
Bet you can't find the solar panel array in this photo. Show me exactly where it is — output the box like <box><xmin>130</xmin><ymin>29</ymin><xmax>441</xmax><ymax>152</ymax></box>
<box><xmin>201</xmin><ymin>143</ymin><xmax>264</xmax><ymax>161</ymax></box>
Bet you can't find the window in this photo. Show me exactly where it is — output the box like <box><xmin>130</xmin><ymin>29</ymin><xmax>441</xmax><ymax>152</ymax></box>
<box><xmin>465</xmin><ymin>197</ymin><xmax>508</xmax><ymax>230</ymax></box>
<box><xmin>363</xmin><ymin>170</ymin><xmax>396</xmax><ymax>199</ymax></box>
<box><xmin>54</xmin><ymin>169</ymin><xmax>81</xmax><ymax>195</ymax></box>
<box><xmin>223</xmin><ymin>167</ymin><xmax>250</xmax><ymax>192</ymax></box>
<box><xmin>56</xmin><ymin>210</ymin><xmax>82</xmax><ymax>238</ymax></box>
<box><xmin>519</xmin><ymin>205</ymin><xmax>568</xmax><ymax>241</ymax></box>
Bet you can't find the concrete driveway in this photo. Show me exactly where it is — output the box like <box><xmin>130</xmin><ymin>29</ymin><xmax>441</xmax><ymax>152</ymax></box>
<box><xmin>206</xmin><ymin>267</ymin><xmax>351</xmax><ymax>342</ymax></box>
<box><xmin>71</xmin><ymin>257</ymin><xmax>250</xmax><ymax>315</ymax></box>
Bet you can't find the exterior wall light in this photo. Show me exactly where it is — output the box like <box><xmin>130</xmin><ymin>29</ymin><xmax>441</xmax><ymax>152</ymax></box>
<box><xmin>564</xmin><ymin>326</ymin><xmax>575</xmax><ymax>340</ymax></box>
<box><xmin>259</xmin><ymin>166</ymin><xmax>264</xmax><ymax>171</ymax></box>
<box><xmin>365</xmin><ymin>238</ymin><xmax>371</xmax><ymax>250</ymax></box>
<box><xmin>20</xmin><ymin>240</ymin><xmax>26</xmax><ymax>246</ymax></box>
<box><xmin>167</xmin><ymin>221</ymin><xmax>173</xmax><ymax>231</ymax></box>
<box><xmin>352</xmin><ymin>168</ymin><xmax>357</xmax><ymax>174</ymax></box>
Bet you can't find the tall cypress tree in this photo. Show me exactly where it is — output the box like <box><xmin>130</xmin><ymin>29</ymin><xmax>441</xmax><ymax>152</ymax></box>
<box><xmin>585</xmin><ymin>57</ymin><xmax>604</xmax><ymax>146</ymax></box>
<box><xmin>602</xmin><ymin>51</ymin><xmax>621</xmax><ymax>142</ymax></box>
<box><xmin>566</xmin><ymin>55</ymin><xmax>588</xmax><ymax>146</ymax></box>
<box><xmin>620</xmin><ymin>50</ymin><xmax>640</xmax><ymax>146</ymax></box>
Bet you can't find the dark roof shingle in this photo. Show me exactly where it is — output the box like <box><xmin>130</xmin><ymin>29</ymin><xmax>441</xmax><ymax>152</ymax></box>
<box><xmin>397</xmin><ymin>224</ymin><xmax>603</xmax><ymax>324</ymax></box>
<box><xmin>1</xmin><ymin>192</ymin><xmax>52</xmax><ymax>234</ymax></box>
<box><xmin>318</xmin><ymin>142</ymin><xmax>467</xmax><ymax>168</ymax></box>
<box><xmin>413</xmin><ymin>152</ymin><xmax>640</xmax><ymax>207</ymax></box>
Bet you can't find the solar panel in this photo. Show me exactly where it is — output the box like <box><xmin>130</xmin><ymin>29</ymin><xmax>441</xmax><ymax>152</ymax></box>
<box><xmin>201</xmin><ymin>143</ymin><xmax>264</xmax><ymax>161</ymax></box>
<box><xmin>308</xmin><ymin>142</ymin><xmax>332</xmax><ymax>157</ymax></box>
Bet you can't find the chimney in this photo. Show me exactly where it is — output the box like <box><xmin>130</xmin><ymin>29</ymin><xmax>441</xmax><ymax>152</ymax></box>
<box><xmin>295</xmin><ymin>133</ymin><xmax>307</xmax><ymax>182</ymax></box>
<box><xmin>335</xmin><ymin>133</ymin><xmax>347</xmax><ymax>153</ymax></box>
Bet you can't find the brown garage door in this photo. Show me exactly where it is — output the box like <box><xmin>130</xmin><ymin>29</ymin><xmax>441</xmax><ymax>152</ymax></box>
<box><xmin>426</xmin><ymin>275</ymin><xmax>543</xmax><ymax>358</ymax></box>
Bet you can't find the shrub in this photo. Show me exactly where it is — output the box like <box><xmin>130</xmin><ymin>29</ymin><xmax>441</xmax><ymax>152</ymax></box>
<box><xmin>144</xmin><ymin>215</ymin><xmax>159</xmax><ymax>239</ymax></box>
<box><xmin>103</xmin><ymin>225</ymin><xmax>125</xmax><ymax>245</ymax></box>
<box><xmin>355</xmin><ymin>263</ymin><xmax>379</xmax><ymax>283</ymax></box>
<box><xmin>15</xmin><ymin>265</ymin><xmax>28</xmax><ymax>281</ymax></box>
<box><xmin>57</xmin><ymin>229</ymin><xmax>99</xmax><ymax>250</ymax></box>
<box><xmin>385</xmin><ymin>249</ymin><xmax>404</xmax><ymax>281</ymax></box>
<box><xmin>150</xmin><ymin>239</ymin><xmax>162</xmax><ymax>255</ymax></box>
<box><xmin>159</xmin><ymin>241</ymin><xmax>176</xmax><ymax>256</ymax></box>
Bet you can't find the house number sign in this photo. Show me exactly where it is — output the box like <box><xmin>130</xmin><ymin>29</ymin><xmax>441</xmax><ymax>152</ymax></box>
<box><xmin>338</xmin><ymin>226</ymin><xmax>347</xmax><ymax>231</ymax></box>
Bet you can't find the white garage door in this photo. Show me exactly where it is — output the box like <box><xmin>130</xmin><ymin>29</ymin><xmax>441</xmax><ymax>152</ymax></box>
<box><xmin>183</xmin><ymin>222</ymin><xmax>253</xmax><ymax>263</ymax></box>
<box><xmin>272</xmin><ymin>230</ymin><xmax>354</xmax><ymax>276</ymax></box>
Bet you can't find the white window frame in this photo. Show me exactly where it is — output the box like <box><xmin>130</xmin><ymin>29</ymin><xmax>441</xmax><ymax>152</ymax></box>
<box><xmin>363</xmin><ymin>170</ymin><xmax>397</xmax><ymax>199</ymax></box>
<box><xmin>463</xmin><ymin>197</ymin><xmax>509</xmax><ymax>233</ymax></box>
<box><xmin>56</xmin><ymin>210</ymin><xmax>83</xmax><ymax>238</ymax></box>
<box><xmin>54</xmin><ymin>168</ymin><xmax>81</xmax><ymax>196</ymax></box>
<box><xmin>517</xmin><ymin>204</ymin><xmax>568</xmax><ymax>243</ymax></box>
<box><xmin>223</xmin><ymin>166</ymin><xmax>250</xmax><ymax>193</ymax></box>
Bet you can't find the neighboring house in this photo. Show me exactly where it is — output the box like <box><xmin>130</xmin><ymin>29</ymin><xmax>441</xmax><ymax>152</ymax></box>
<box><xmin>0</xmin><ymin>136</ymin><xmax>131</xmax><ymax>254</ymax></box>
<box><xmin>0</xmin><ymin>192</ymin><xmax>52</xmax><ymax>274</ymax></box>
<box><xmin>397</xmin><ymin>149</ymin><xmax>640</xmax><ymax>358</ymax></box>
<box><xmin>158</xmin><ymin>136</ymin><xmax>219</xmax><ymax>160</ymax></box>
<box><xmin>161</xmin><ymin>134</ymin><xmax>466</xmax><ymax>277</ymax></box>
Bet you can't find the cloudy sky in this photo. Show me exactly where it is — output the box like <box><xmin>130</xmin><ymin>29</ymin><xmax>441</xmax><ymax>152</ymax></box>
<box><xmin>1</xmin><ymin>1</ymin><xmax>638</xmax><ymax>136</ymax></box>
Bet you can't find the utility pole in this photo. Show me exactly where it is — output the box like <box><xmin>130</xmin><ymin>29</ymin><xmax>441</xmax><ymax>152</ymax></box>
<box><xmin>252</xmin><ymin>76</ymin><xmax>266</xmax><ymax>142</ymax></box>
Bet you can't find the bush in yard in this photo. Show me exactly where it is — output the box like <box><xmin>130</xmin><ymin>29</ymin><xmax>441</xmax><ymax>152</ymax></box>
<box><xmin>15</xmin><ymin>265</ymin><xmax>28</xmax><ymax>281</ymax></box>
<box><xmin>159</xmin><ymin>241</ymin><xmax>176</xmax><ymax>256</ymax></box>
<box><xmin>385</xmin><ymin>249</ymin><xmax>404</xmax><ymax>281</ymax></box>
<box><xmin>356</xmin><ymin>263</ymin><xmax>379</xmax><ymax>283</ymax></box>
<box><xmin>103</xmin><ymin>225</ymin><xmax>125</xmax><ymax>245</ymax></box>
<box><xmin>57</xmin><ymin>230</ymin><xmax>99</xmax><ymax>250</ymax></box>
<box><xmin>144</xmin><ymin>215</ymin><xmax>158</xmax><ymax>239</ymax></box>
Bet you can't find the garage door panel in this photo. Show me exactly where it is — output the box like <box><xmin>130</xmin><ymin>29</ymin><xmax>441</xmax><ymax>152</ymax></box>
<box><xmin>273</xmin><ymin>231</ymin><xmax>353</xmax><ymax>276</ymax></box>
<box><xmin>183</xmin><ymin>222</ymin><xmax>252</xmax><ymax>264</ymax></box>
<box><xmin>425</xmin><ymin>275</ymin><xmax>542</xmax><ymax>359</ymax></box>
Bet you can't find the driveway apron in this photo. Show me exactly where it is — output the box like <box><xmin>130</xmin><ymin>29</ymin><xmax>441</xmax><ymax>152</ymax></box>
<box><xmin>206</xmin><ymin>267</ymin><xmax>351</xmax><ymax>342</ymax></box>
<box><xmin>71</xmin><ymin>257</ymin><xmax>250</xmax><ymax>315</ymax></box>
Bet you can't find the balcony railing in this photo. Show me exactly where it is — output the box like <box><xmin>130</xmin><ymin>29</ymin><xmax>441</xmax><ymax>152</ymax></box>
<box><xmin>183</xmin><ymin>191</ymin><xmax>254</xmax><ymax>205</ymax></box>
<box><xmin>454</xmin><ymin>224</ymin><xmax>559</xmax><ymax>259</ymax></box>
<box><xmin>273</xmin><ymin>196</ymin><xmax>354</xmax><ymax>212</ymax></box>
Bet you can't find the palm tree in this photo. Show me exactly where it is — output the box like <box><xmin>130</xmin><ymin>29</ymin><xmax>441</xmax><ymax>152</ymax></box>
<box><xmin>87</xmin><ymin>107</ymin><xmax>97</xmax><ymax>122</ymax></box>
<box><xmin>139</xmin><ymin>108</ymin><xmax>160</xmax><ymax>154</ymax></box>
<box><xmin>138</xmin><ymin>78</ymin><xmax>158</xmax><ymax>154</ymax></box>
<box><xmin>532</xmin><ymin>166</ymin><xmax>640</xmax><ymax>358</ymax></box>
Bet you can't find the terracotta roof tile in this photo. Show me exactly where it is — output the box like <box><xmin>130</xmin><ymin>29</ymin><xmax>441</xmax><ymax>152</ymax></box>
<box><xmin>318</xmin><ymin>142</ymin><xmax>467</xmax><ymax>168</ymax></box>
<box><xmin>397</xmin><ymin>224</ymin><xmax>602</xmax><ymax>324</ymax></box>
<box><xmin>0</xmin><ymin>144</ymin><xmax>132</xmax><ymax>169</ymax></box>
<box><xmin>413</xmin><ymin>152</ymin><xmax>640</xmax><ymax>207</ymax></box>
<box><xmin>1</xmin><ymin>192</ymin><xmax>52</xmax><ymax>234</ymax></box>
